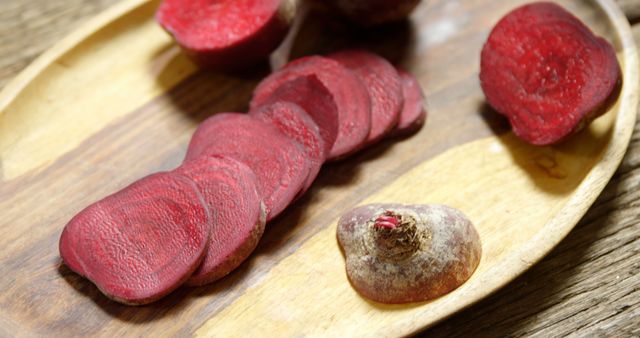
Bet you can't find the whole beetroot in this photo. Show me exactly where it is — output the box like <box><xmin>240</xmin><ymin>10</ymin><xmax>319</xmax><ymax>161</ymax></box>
<box><xmin>337</xmin><ymin>203</ymin><xmax>481</xmax><ymax>304</ymax></box>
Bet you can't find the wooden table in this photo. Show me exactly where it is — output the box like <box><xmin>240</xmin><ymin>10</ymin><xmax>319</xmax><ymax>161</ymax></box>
<box><xmin>1</xmin><ymin>1</ymin><xmax>638</xmax><ymax>336</ymax></box>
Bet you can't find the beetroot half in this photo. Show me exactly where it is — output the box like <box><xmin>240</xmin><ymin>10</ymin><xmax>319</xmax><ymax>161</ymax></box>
<box><xmin>175</xmin><ymin>156</ymin><xmax>266</xmax><ymax>286</ymax></box>
<box><xmin>156</xmin><ymin>0</ymin><xmax>296</xmax><ymax>70</ymax></box>
<box><xmin>59</xmin><ymin>172</ymin><xmax>211</xmax><ymax>305</ymax></box>
<box><xmin>250</xmin><ymin>101</ymin><xmax>325</xmax><ymax>195</ymax></box>
<box><xmin>480</xmin><ymin>2</ymin><xmax>622</xmax><ymax>146</ymax></box>
<box><xmin>185</xmin><ymin>113</ymin><xmax>309</xmax><ymax>221</ymax></box>
<box><xmin>329</xmin><ymin>50</ymin><xmax>404</xmax><ymax>145</ymax></box>
<box><xmin>251</xmin><ymin>56</ymin><xmax>370</xmax><ymax>159</ymax></box>
<box><xmin>394</xmin><ymin>69</ymin><xmax>427</xmax><ymax>135</ymax></box>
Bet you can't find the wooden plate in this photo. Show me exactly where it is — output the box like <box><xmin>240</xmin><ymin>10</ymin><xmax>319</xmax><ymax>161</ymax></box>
<box><xmin>0</xmin><ymin>0</ymin><xmax>637</xmax><ymax>336</ymax></box>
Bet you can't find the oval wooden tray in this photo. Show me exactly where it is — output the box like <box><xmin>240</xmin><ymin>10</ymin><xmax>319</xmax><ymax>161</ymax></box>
<box><xmin>0</xmin><ymin>0</ymin><xmax>637</xmax><ymax>336</ymax></box>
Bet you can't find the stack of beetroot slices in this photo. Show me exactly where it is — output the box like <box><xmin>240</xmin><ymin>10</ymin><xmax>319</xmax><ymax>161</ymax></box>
<box><xmin>59</xmin><ymin>49</ymin><xmax>427</xmax><ymax>305</ymax></box>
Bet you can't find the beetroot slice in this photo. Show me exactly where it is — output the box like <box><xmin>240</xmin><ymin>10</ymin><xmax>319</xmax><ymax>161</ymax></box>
<box><xmin>250</xmin><ymin>56</ymin><xmax>370</xmax><ymax>159</ymax></box>
<box><xmin>175</xmin><ymin>156</ymin><xmax>266</xmax><ymax>286</ymax></box>
<box><xmin>479</xmin><ymin>2</ymin><xmax>622</xmax><ymax>145</ymax></box>
<box><xmin>156</xmin><ymin>0</ymin><xmax>296</xmax><ymax>69</ymax></box>
<box><xmin>185</xmin><ymin>113</ymin><xmax>309</xmax><ymax>221</ymax></box>
<box><xmin>59</xmin><ymin>172</ymin><xmax>210</xmax><ymax>305</ymax></box>
<box><xmin>394</xmin><ymin>69</ymin><xmax>427</xmax><ymax>135</ymax></box>
<box><xmin>250</xmin><ymin>101</ymin><xmax>325</xmax><ymax>195</ymax></box>
<box><xmin>329</xmin><ymin>50</ymin><xmax>404</xmax><ymax>144</ymax></box>
<box><xmin>251</xmin><ymin>73</ymin><xmax>340</xmax><ymax>158</ymax></box>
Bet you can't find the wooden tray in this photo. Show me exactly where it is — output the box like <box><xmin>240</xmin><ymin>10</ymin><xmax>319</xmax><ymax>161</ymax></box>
<box><xmin>0</xmin><ymin>0</ymin><xmax>637</xmax><ymax>336</ymax></box>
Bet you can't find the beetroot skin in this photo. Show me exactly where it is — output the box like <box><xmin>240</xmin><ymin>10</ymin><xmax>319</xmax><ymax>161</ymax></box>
<box><xmin>480</xmin><ymin>2</ymin><xmax>622</xmax><ymax>145</ymax></box>
<box><xmin>330</xmin><ymin>50</ymin><xmax>404</xmax><ymax>145</ymax></box>
<box><xmin>337</xmin><ymin>204</ymin><xmax>481</xmax><ymax>304</ymax></box>
<box><xmin>250</xmin><ymin>101</ymin><xmax>325</xmax><ymax>195</ymax></box>
<box><xmin>175</xmin><ymin>156</ymin><xmax>266</xmax><ymax>286</ymax></box>
<box><xmin>325</xmin><ymin>0</ymin><xmax>422</xmax><ymax>26</ymax></box>
<box><xmin>394</xmin><ymin>69</ymin><xmax>427</xmax><ymax>135</ymax></box>
<box><xmin>59</xmin><ymin>172</ymin><xmax>211</xmax><ymax>305</ymax></box>
<box><xmin>156</xmin><ymin>0</ymin><xmax>297</xmax><ymax>70</ymax></box>
<box><xmin>185</xmin><ymin>113</ymin><xmax>309</xmax><ymax>221</ymax></box>
<box><xmin>251</xmin><ymin>56</ymin><xmax>371</xmax><ymax>159</ymax></box>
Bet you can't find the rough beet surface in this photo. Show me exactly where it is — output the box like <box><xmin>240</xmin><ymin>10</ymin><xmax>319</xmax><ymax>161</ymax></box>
<box><xmin>59</xmin><ymin>172</ymin><xmax>211</xmax><ymax>305</ymax></box>
<box><xmin>325</xmin><ymin>0</ymin><xmax>422</xmax><ymax>26</ymax></box>
<box><xmin>156</xmin><ymin>0</ymin><xmax>296</xmax><ymax>70</ymax></box>
<box><xmin>251</xmin><ymin>56</ymin><xmax>370</xmax><ymax>159</ymax></box>
<box><xmin>185</xmin><ymin>113</ymin><xmax>309</xmax><ymax>221</ymax></box>
<box><xmin>250</xmin><ymin>101</ymin><xmax>325</xmax><ymax>195</ymax></box>
<box><xmin>337</xmin><ymin>203</ymin><xmax>482</xmax><ymax>304</ymax></box>
<box><xmin>175</xmin><ymin>156</ymin><xmax>266</xmax><ymax>286</ymax></box>
<box><xmin>394</xmin><ymin>69</ymin><xmax>427</xmax><ymax>135</ymax></box>
<box><xmin>480</xmin><ymin>2</ymin><xmax>622</xmax><ymax>146</ymax></box>
<box><xmin>330</xmin><ymin>50</ymin><xmax>404</xmax><ymax>145</ymax></box>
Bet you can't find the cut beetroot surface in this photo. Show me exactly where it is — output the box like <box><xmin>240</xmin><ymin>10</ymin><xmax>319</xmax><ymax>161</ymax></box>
<box><xmin>394</xmin><ymin>69</ymin><xmax>427</xmax><ymax>135</ymax></box>
<box><xmin>59</xmin><ymin>172</ymin><xmax>210</xmax><ymax>305</ymax></box>
<box><xmin>156</xmin><ymin>0</ymin><xmax>296</xmax><ymax>69</ymax></box>
<box><xmin>329</xmin><ymin>50</ymin><xmax>404</xmax><ymax>144</ymax></box>
<box><xmin>185</xmin><ymin>113</ymin><xmax>309</xmax><ymax>220</ymax></box>
<box><xmin>480</xmin><ymin>2</ymin><xmax>622</xmax><ymax>145</ymax></box>
<box><xmin>175</xmin><ymin>156</ymin><xmax>266</xmax><ymax>286</ymax></box>
<box><xmin>251</xmin><ymin>74</ymin><xmax>340</xmax><ymax>157</ymax></box>
<box><xmin>250</xmin><ymin>101</ymin><xmax>325</xmax><ymax>195</ymax></box>
<box><xmin>250</xmin><ymin>56</ymin><xmax>370</xmax><ymax>159</ymax></box>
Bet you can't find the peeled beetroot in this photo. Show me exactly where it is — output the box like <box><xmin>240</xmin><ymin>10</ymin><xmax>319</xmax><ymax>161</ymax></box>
<box><xmin>330</xmin><ymin>50</ymin><xmax>404</xmax><ymax>144</ymax></box>
<box><xmin>59</xmin><ymin>172</ymin><xmax>211</xmax><ymax>305</ymax></box>
<box><xmin>325</xmin><ymin>0</ymin><xmax>422</xmax><ymax>26</ymax></box>
<box><xmin>337</xmin><ymin>203</ymin><xmax>481</xmax><ymax>304</ymax></box>
<box><xmin>175</xmin><ymin>156</ymin><xmax>266</xmax><ymax>286</ymax></box>
<box><xmin>251</xmin><ymin>56</ymin><xmax>370</xmax><ymax>159</ymax></box>
<box><xmin>480</xmin><ymin>2</ymin><xmax>622</xmax><ymax>146</ymax></box>
<box><xmin>394</xmin><ymin>69</ymin><xmax>427</xmax><ymax>135</ymax></box>
<box><xmin>250</xmin><ymin>101</ymin><xmax>325</xmax><ymax>195</ymax></box>
<box><xmin>185</xmin><ymin>113</ymin><xmax>308</xmax><ymax>220</ymax></box>
<box><xmin>156</xmin><ymin>0</ymin><xmax>296</xmax><ymax>70</ymax></box>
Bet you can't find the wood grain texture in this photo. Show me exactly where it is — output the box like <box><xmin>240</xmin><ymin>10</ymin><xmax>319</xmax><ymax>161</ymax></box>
<box><xmin>0</xmin><ymin>0</ymin><xmax>113</xmax><ymax>89</ymax></box>
<box><xmin>0</xmin><ymin>0</ymin><xmax>638</xmax><ymax>336</ymax></box>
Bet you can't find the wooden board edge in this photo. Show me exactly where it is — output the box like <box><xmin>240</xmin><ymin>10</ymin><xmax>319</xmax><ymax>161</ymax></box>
<box><xmin>0</xmin><ymin>0</ymin><xmax>151</xmax><ymax>113</ymax></box>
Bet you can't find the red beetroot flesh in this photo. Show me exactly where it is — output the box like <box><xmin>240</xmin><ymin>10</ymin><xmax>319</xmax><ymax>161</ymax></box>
<box><xmin>59</xmin><ymin>172</ymin><xmax>210</xmax><ymax>305</ymax></box>
<box><xmin>185</xmin><ymin>113</ymin><xmax>309</xmax><ymax>221</ymax></box>
<box><xmin>251</xmin><ymin>56</ymin><xmax>370</xmax><ymax>159</ymax></box>
<box><xmin>395</xmin><ymin>69</ymin><xmax>427</xmax><ymax>135</ymax></box>
<box><xmin>329</xmin><ymin>50</ymin><xmax>404</xmax><ymax>144</ymax></box>
<box><xmin>250</xmin><ymin>101</ymin><xmax>325</xmax><ymax>195</ymax></box>
<box><xmin>480</xmin><ymin>2</ymin><xmax>622</xmax><ymax>145</ymax></box>
<box><xmin>175</xmin><ymin>156</ymin><xmax>266</xmax><ymax>286</ymax></box>
<box><xmin>156</xmin><ymin>0</ymin><xmax>295</xmax><ymax>69</ymax></box>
